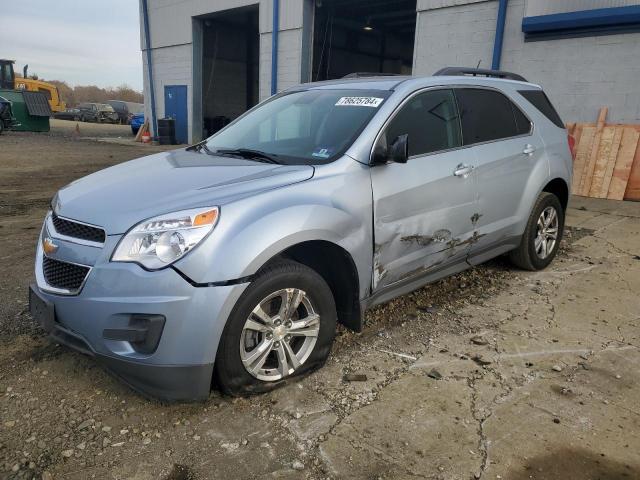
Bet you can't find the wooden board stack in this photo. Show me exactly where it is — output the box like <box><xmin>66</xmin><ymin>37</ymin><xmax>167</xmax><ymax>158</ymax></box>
<box><xmin>567</xmin><ymin>108</ymin><xmax>640</xmax><ymax>201</ymax></box>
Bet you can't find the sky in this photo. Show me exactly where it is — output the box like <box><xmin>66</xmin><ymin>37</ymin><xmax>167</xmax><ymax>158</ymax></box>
<box><xmin>1</xmin><ymin>0</ymin><xmax>143</xmax><ymax>91</ymax></box>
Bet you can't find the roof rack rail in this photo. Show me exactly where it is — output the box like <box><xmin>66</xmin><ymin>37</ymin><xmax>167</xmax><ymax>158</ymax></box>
<box><xmin>342</xmin><ymin>72</ymin><xmax>403</xmax><ymax>79</ymax></box>
<box><xmin>433</xmin><ymin>67</ymin><xmax>527</xmax><ymax>82</ymax></box>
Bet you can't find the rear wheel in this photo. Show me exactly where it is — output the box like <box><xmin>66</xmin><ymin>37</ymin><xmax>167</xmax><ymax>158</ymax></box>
<box><xmin>214</xmin><ymin>260</ymin><xmax>336</xmax><ymax>396</ymax></box>
<box><xmin>509</xmin><ymin>192</ymin><xmax>564</xmax><ymax>271</ymax></box>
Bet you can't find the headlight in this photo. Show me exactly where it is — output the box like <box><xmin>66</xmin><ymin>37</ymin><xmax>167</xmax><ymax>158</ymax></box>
<box><xmin>112</xmin><ymin>207</ymin><xmax>219</xmax><ymax>270</ymax></box>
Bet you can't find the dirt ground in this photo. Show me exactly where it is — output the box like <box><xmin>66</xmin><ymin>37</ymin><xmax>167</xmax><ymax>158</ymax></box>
<box><xmin>1</xmin><ymin>125</ymin><xmax>639</xmax><ymax>480</ymax></box>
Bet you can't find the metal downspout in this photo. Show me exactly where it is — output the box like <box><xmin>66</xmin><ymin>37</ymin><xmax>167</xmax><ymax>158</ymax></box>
<box><xmin>271</xmin><ymin>0</ymin><xmax>279</xmax><ymax>95</ymax></box>
<box><xmin>142</xmin><ymin>0</ymin><xmax>158</xmax><ymax>138</ymax></box>
<box><xmin>492</xmin><ymin>0</ymin><xmax>508</xmax><ymax>70</ymax></box>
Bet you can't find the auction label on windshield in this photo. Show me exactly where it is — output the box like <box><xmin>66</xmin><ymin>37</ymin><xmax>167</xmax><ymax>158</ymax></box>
<box><xmin>335</xmin><ymin>97</ymin><xmax>384</xmax><ymax>107</ymax></box>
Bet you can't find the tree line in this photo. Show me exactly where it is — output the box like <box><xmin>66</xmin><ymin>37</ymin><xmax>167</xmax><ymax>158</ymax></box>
<box><xmin>45</xmin><ymin>80</ymin><xmax>144</xmax><ymax>107</ymax></box>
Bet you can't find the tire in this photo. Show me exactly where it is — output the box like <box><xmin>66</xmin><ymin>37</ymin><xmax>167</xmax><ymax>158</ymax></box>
<box><xmin>0</xmin><ymin>121</ymin><xmax>4</xmax><ymax>135</ymax></box>
<box><xmin>80</xmin><ymin>115</ymin><xmax>85</xmax><ymax>122</ymax></box>
<box><xmin>73</xmin><ymin>116</ymin><xmax>79</xmax><ymax>121</ymax></box>
<box><xmin>214</xmin><ymin>260</ymin><xmax>337</xmax><ymax>396</ymax></box>
<box><xmin>509</xmin><ymin>192</ymin><xmax>564</xmax><ymax>271</ymax></box>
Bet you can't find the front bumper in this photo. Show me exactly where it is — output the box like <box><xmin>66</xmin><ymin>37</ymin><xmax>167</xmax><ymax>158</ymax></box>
<box><xmin>31</xmin><ymin>224</ymin><xmax>249</xmax><ymax>401</ymax></box>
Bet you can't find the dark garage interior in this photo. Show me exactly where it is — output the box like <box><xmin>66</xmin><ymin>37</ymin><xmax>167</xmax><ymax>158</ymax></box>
<box><xmin>312</xmin><ymin>0</ymin><xmax>417</xmax><ymax>81</ymax></box>
<box><xmin>201</xmin><ymin>5</ymin><xmax>259</xmax><ymax>137</ymax></box>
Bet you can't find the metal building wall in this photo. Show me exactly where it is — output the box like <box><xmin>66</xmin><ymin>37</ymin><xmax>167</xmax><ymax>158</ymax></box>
<box><xmin>142</xmin><ymin>0</ymin><xmax>640</xmax><ymax>138</ymax></box>
<box><xmin>413</xmin><ymin>0</ymin><xmax>640</xmax><ymax>123</ymax></box>
<box><xmin>140</xmin><ymin>0</ymin><xmax>311</xmax><ymax>143</ymax></box>
<box><xmin>525</xmin><ymin>0</ymin><xmax>640</xmax><ymax>17</ymax></box>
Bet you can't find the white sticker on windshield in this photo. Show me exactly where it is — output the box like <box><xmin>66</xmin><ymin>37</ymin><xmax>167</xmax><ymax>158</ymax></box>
<box><xmin>335</xmin><ymin>96</ymin><xmax>384</xmax><ymax>108</ymax></box>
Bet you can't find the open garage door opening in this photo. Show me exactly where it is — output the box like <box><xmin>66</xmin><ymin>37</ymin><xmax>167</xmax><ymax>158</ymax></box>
<box><xmin>200</xmin><ymin>6</ymin><xmax>259</xmax><ymax>138</ymax></box>
<box><xmin>312</xmin><ymin>0</ymin><xmax>417</xmax><ymax>81</ymax></box>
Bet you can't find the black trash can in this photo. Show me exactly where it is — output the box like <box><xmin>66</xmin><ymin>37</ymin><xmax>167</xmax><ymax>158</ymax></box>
<box><xmin>157</xmin><ymin>117</ymin><xmax>176</xmax><ymax>145</ymax></box>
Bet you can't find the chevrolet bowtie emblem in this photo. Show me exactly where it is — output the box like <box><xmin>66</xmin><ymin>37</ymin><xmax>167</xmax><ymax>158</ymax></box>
<box><xmin>43</xmin><ymin>237</ymin><xmax>59</xmax><ymax>255</ymax></box>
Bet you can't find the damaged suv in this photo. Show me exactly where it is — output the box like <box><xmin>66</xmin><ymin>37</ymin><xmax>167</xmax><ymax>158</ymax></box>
<box><xmin>30</xmin><ymin>68</ymin><xmax>572</xmax><ymax>400</ymax></box>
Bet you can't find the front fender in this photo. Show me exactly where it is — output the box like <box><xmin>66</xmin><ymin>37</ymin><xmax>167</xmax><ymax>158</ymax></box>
<box><xmin>173</xmin><ymin>169</ymin><xmax>373</xmax><ymax>297</ymax></box>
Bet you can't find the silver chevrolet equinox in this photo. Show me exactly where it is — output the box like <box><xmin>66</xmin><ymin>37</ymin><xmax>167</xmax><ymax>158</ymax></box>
<box><xmin>29</xmin><ymin>68</ymin><xmax>573</xmax><ymax>401</ymax></box>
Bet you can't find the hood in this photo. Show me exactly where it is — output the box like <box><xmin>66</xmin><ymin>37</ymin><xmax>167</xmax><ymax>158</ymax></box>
<box><xmin>55</xmin><ymin>149</ymin><xmax>314</xmax><ymax>234</ymax></box>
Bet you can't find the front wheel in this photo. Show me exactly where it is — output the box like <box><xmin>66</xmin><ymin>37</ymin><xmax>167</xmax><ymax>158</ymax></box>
<box><xmin>214</xmin><ymin>260</ymin><xmax>336</xmax><ymax>396</ymax></box>
<box><xmin>509</xmin><ymin>192</ymin><xmax>564</xmax><ymax>271</ymax></box>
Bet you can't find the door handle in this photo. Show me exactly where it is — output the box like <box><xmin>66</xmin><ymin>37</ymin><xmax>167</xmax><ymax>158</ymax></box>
<box><xmin>523</xmin><ymin>144</ymin><xmax>536</xmax><ymax>155</ymax></box>
<box><xmin>453</xmin><ymin>164</ymin><xmax>474</xmax><ymax>178</ymax></box>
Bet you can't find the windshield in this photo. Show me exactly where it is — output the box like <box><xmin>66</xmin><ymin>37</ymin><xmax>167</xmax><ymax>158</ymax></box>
<box><xmin>205</xmin><ymin>89</ymin><xmax>390</xmax><ymax>164</ymax></box>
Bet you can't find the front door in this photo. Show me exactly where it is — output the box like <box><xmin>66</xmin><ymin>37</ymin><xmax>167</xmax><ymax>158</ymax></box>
<box><xmin>164</xmin><ymin>85</ymin><xmax>188</xmax><ymax>144</ymax></box>
<box><xmin>371</xmin><ymin>88</ymin><xmax>477</xmax><ymax>290</ymax></box>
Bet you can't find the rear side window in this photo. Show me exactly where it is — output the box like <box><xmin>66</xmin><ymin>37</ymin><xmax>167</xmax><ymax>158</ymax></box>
<box><xmin>518</xmin><ymin>90</ymin><xmax>564</xmax><ymax>129</ymax></box>
<box><xmin>455</xmin><ymin>88</ymin><xmax>525</xmax><ymax>145</ymax></box>
<box><xmin>384</xmin><ymin>89</ymin><xmax>462</xmax><ymax>157</ymax></box>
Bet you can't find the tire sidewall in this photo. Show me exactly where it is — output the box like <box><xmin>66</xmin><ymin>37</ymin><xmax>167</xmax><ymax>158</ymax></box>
<box><xmin>215</xmin><ymin>262</ymin><xmax>337</xmax><ymax>395</ymax></box>
<box><xmin>526</xmin><ymin>193</ymin><xmax>564</xmax><ymax>270</ymax></box>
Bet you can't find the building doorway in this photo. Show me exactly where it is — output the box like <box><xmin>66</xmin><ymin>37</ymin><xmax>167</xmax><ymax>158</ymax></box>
<box><xmin>312</xmin><ymin>0</ymin><xmax>417</xmax><ymax>81</ymax></box>
<box><xmin>200</xmin><ymin>5</ymin><xmax>259</xmax><ymax>138</ymax></box>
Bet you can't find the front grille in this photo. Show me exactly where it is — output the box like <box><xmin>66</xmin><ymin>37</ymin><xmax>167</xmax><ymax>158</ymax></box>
<box><xmin>52</xmin><ymin>213</ymin><xmax>105</xmax><ymax>243</ymax></box>
<box><xmin>42</xmin><ymin>256</ymin><xmax>90</xmax><ymax>292</ymax></box>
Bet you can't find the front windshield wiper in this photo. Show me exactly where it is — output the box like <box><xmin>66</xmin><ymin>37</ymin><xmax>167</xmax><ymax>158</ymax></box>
<box><xmin>215</xmin><ymin>148</ymin><xmax>281</xmax><ymax>164</ymax></box>
<box><xmin>186</xmin><ymin>141</ymin><xmax>215</xmax><ymax>155</ymax></box>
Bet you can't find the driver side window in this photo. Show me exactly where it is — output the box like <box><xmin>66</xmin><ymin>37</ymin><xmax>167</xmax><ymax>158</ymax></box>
<box><xmin>384</xmin><ymin>89</ymin><xmax>462</xmax><ymax>157</ymax></box>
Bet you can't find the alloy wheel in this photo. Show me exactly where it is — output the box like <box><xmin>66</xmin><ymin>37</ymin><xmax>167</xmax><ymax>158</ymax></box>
<box><xmin>240</xmin><ymin>288</ymin><xmax>320</xmax><ymax>381</ymax></box>
<box><xmin>534</xmin><ymin>206</ymin><xmax>559</xmax><ymax>259</ymax></box>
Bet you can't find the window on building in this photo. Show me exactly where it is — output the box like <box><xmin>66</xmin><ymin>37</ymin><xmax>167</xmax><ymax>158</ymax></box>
<box><xmin>384</xmin><ymin>89</ymin><xmax>462</xmax><ymax>157</ymax></box>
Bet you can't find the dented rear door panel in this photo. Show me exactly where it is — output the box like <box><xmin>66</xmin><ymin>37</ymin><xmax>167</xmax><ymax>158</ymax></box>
<box><xmin>469</xmin><ymin>132</ymin><xmax>546</xmax><ymax>253</ymax></box>
<box><xmin>370</xmin><ymin>149</ymin><xmax>477</xmax><ymax>290</ymax></box>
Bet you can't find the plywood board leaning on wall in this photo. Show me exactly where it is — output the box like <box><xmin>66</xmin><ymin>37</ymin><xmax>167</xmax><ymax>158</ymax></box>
<box><xmin>623</xmin><ymin>128</ymin><xmax>640</xmax><ymax>201</ymax></box>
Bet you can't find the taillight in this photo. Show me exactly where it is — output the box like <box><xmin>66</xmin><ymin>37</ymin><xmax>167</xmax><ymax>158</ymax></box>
<box><xmin>567</xmin><ymin>134</ymin><xmax>576</xmax><ymax>160</ymax></box>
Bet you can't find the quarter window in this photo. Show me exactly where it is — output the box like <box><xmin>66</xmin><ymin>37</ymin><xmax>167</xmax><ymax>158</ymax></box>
<box><xmin>512</xmin><ymin>102</ymin><xmax>532</xmax><ymax>136</ymax></box>
<box><xmin>455</xmin><ymin>88</ymin><xmax>529</xmax><ymax>145</ymax></box>
<box><xmin>384</xmin><ymin>89</ymin><xmax>462</xmax><ymax>157</ymax></box>
<box><xmin>518</xmin><ymin>90</ymin><xmax>564</xmax><ymax>129</ymax></box>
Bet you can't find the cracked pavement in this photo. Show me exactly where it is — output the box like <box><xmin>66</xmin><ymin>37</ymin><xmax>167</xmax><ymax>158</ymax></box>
<box><xmin>1</xmin><ymin>131</ymin><xmax>640</xmax><ymax>479</ymax></box>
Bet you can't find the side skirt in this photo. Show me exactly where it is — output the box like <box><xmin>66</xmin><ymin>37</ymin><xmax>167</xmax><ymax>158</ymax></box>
<box><xmin>360</xmin><ymin>234</ymin><xmax>522</xmax><ymax>314</ymax></box>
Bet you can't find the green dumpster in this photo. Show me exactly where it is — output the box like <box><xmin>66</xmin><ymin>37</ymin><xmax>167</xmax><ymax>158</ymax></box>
<box><xmin>0</xmin><ymin>89</ymin><xmax>50</xmax><ymax>132</ymax></box>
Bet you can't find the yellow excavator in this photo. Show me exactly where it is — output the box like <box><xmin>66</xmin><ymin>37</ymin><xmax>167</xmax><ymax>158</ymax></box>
<box><xmin>0</xmin><ymin>59</ymin><xmax>66</xmax><ymax>112</ymax></box>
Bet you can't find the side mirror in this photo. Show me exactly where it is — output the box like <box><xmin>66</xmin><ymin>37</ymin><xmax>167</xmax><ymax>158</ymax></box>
<box><xmin>371</xmin><ymin>134</ymin><xmax>409</xmax><ymax>165</ymax></box>
<box><xmin>371</xmin><ymin>141</ymin><xmax>388</xmax><ymax>165</ymax></box>
<box><xmin>390</xmin><ymin>134</ymin><xmax>409</xmax><ymax>164</ymax></box>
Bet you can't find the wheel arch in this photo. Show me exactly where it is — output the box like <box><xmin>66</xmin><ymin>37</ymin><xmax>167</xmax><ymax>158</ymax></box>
<box><xmin>260</xmin><ymin>240</ymin><xmax>363</xmax><ymax>332</ymax></box>
<box><xmin>542</xmin><ymin>178</ymin><xmax>569</xmax><ymax>212</ymax></box>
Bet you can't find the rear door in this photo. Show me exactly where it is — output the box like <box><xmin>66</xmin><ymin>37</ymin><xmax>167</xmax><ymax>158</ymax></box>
<box><xmin>454</xmin><ymin>87</ymin><xmax>541</xmax><ymax>257</ymax></box>
<box><xmin>371</xmin><ymin>88</ymin><xmax>477</xmax><ymax>290</ymax></box>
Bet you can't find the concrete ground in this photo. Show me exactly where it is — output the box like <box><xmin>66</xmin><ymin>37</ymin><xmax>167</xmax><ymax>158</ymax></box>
<box><xmin>0</xmin><ymin>127</ymin><xmax>639</xmax><ymax>479</ymax></box>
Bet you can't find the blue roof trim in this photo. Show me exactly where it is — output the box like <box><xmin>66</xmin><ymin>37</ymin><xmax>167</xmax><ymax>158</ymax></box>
<box><xmin>522</xmin><ymin>5</ymin><xmax>640</xmax><ymax>34</ymax></box>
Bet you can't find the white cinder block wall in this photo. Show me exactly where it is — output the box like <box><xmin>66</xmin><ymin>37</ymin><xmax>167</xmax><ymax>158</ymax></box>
<box><xmin>413</xmin><ymin>0</ymin><xmax>640</xmax><ymax>123</ymax></box>
<box><xmin>142</xmin><ymin>0</ymin><xmax>640</xmax><ymax>142</ymax></box>
<box><xmin>141</xmin><ymin>0</ymin><xmax>307</xmax><ymax>143</ymax></box>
